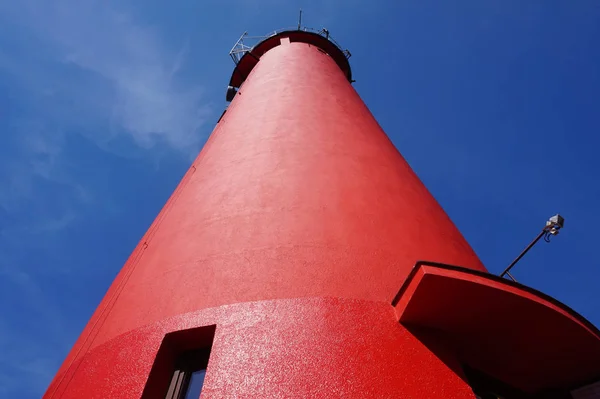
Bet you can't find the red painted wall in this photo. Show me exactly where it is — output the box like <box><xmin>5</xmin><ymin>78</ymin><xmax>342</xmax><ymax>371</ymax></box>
<box><xmin>45</xmin><ymin>35</ymin><xmax>487</xmax><ymax>398</ymax></box>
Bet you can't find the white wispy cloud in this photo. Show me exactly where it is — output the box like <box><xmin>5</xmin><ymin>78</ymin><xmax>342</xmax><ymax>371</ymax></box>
<box><xmin>0</xmin><ymin>2</ymin><xmax>211</xmax><ymax>397</ymax></box>
<box><xmin>0</xmin><ymin>122</ymin><xmax>64</xmax><ymax>211</ymax></box>
<box><xmin>1</xmin><ymin>0</ymin><xmax>211</xmax><ymax>153</ymax></box>
<box><xmin>0</xmin><ymin>0</ymin><xmax>212</xmax><ymax>219</ymax></box>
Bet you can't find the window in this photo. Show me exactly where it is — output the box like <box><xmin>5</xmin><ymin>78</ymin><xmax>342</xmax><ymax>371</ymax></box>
<box><xmin>165</xmin><ymin>349</ymin><xmax>211</xmax><ymax>399</ymax></box>
<box><xmin>142</xmin><ymin>325</ymin><xmax>216</xmax><ymax>399</ymax></box>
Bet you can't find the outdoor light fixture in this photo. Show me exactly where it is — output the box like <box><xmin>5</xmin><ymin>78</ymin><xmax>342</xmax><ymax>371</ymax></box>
<box><xmin>500</xmin><ymin>214</ymin><xmax>565</xmax><ymax>282</ymax></box>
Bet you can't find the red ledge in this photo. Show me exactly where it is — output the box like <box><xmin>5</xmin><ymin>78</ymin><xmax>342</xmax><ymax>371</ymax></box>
<box><xmin>392</xmin><ymin>261</ymin><xmax>600</xmax><ymax>394</ymax></box>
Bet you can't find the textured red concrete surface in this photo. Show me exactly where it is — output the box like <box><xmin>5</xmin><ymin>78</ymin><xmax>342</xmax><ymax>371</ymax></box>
<box><xmin>47</xmin><ymin>298</ymin><xmax>477</xmax><ymax>398</ymax></box>
<box><xmin>45</xmin><ymin>37</ymin><xmax>488</xmax><ymax>397</ymax></box>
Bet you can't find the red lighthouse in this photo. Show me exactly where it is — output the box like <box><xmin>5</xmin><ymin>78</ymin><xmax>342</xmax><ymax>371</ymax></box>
<box><xmin>45</xmin><ymin>28</ymin><xmax>600</xmax><ymax>399</ymax></box>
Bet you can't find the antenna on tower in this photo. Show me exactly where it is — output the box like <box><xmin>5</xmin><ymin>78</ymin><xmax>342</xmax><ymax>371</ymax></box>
<box><xmin>298</xmin><ymin>9</ymin><xmax>303</xmax><ymax>30</ymax></box>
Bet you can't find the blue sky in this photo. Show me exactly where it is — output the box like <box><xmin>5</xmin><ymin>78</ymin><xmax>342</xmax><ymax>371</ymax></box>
<box><xmin>1</xmin><ymin>1</ymin><xmax>599</xmax><ymax>397</ymax></box>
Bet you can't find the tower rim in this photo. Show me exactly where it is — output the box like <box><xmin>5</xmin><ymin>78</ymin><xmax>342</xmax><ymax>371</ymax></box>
<box><xmin>228</xmin><ymin>28</ymin><xmax>353</xmax><ymax>89</ymax></box>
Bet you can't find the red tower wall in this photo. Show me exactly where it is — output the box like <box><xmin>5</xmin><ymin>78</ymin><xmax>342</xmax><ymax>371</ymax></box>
<box><xmin>44</xmin><ymin>34</ymin><xmax>562</xmax><ymax>398</ymax></box>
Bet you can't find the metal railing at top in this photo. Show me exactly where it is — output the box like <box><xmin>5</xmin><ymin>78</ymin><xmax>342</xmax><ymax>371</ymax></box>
<box><xmin>229</xmin><ymin>27</ymin><xmax>351</xmax><ymax>65</ymax></box>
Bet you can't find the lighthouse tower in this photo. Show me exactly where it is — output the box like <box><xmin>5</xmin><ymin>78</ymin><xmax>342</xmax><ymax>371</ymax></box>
<box><xmin>45</xmin><ymin>28</ymin><xmax>600</xmax><ymax>399</ymax></box>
